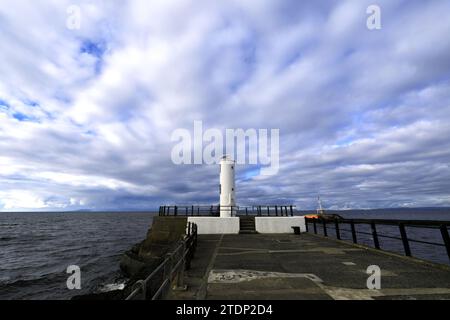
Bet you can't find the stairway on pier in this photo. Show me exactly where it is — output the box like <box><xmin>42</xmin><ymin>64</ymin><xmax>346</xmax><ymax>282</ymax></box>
<box><xmin>239</xmin><ymin>216</ymin><xmax>257</xmax><ymax>234</ymax></box>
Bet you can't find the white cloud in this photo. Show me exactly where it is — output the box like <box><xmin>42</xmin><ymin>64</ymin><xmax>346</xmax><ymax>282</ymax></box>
<box><xmin>0</xmin><ymin>190</ymin><xmax>50</xmax><ymax>210</ymax></box>
<box><xmin>1</xmin><ymin>0</ymin><xmax>450</xmax><ymax>210</ymax></box>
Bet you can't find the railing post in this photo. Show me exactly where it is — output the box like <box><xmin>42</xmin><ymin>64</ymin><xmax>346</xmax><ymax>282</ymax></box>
<box><xmin>157</xmin><ymin>253</ymin><xmax>171</xmax><ymax>299</ymax></box>
<box><xmin>290</xmin><ymin>206</ymin><xmax>293</xmax><ymax>216</ymax></box>
<box><xmin>174</xmin><ymin>241</ymin><xmax>187</xmax><ymax>291</ymax></box>
<box><xmin>174</xmin><ymin>206</ymin><xmax>178</xmax><ymax>216</ymax></box>
<box><xmin>305</xmin><ymin>219</ymin><xmax>309</xmax><ymax>232</ymax></box>
<box><xmin>399</xmin><ymin>223</ymin><xmax>411</xmax><ymax>256</ymax></box>
<box><xmin>131</xmin><ymin>280</ymin><xmax>147</xmax><ymax>300</ymax></box>
<box><xmin>191</xmin><ymin>205</ymin><xmax>194</xmax><ymax>216</ymax></box>
<box><xmin>335</xmin><ymin>219</ymin><xmax>341</xmax><ymax>240</ymax></box>
<box><xmin>275</xmin><ymin>206</ymin><xmax>278</xmax><ymax>216</ymax></box>
<box><xmin>439</xmin><ymin>224</ymin><xmax>450</xmax><ymax>262</ymax></box>
<box><xmin>186</xmin><ymin>246</ymin><xmax>192</xmax><ymax>271</ymax></box>
<box><xmin>371</xmin><ymin>222</ymin><xmax>380</xmax><ymax>249</ymax></box>
<box><xmin>194</xmin><ymin>224</ymin><xmax>198</xmax><ymax>249</ymax></box>
<box><xmin>186</xmin><ymin>236</ymin><xmax>193</xmax><ymax>270</ymax></box>
<box><xmin>245</xmin><ymin>207</ymin><xmax>248</xmax><ymax>216</ymax></box>
<box><xmin>313</xmin><ymin>219</ymin><xmax>317</xmax><ymax>234</ymax></box>
<box><xmin>197</xmin><ymin>207</ymin><xmax>200</xmax><ymax>215</ymax></box>
<box><xmin>350</xmin><ymin>221</ymin><xmax>357</xmax><ymax>244</ymax></box>
<box><xmin>322</xmin><ymin>219</ymin><xmax>328</xmax><ymax>237</ymax></box>
<box><xmin>163</xmin><ymin>253</ymin><xmax>172</xmax><ymax>282</ymax></box>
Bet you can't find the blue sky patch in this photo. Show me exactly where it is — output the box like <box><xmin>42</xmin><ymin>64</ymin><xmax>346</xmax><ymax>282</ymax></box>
<box><xmin>0</xmin><ymin>99</ymin><xmax>10</xmax><ymax>109</ymax></box>
<box><xmin>80</xmin><ymin>40</ymin><xmax>106</xmax><ymax>58</ymax></box>
<box><xmin>240</xmin><ymin>166</ymin><xmax>261</xmax><ymax>181</ymax></box>
<box><xmin>13</xmin><ymin>112</ymin><xmax>37</xmax><ymax>122</ymax></box>
<box><xmin>23</xmin><ymin>99</ymin><xmax>39</xmax><ymax>107</ymax></box>
<box><xmin>80</xmin><ymin>39</ymin><xmax>107</xmax><ymax>74</ymax></box>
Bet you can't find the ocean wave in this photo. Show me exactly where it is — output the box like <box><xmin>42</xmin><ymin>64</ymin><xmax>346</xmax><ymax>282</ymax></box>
<box><xmin>0</xmin><ymin>273</ymin><xmax>63</xmax><ymax>287</ymax></box>
<box><xmin>97</xmin><ymin>282</ymin><xmax>126</xmax><ymax>292</ymax></box>
<box><xmin>0</xmin><ymin>236</ymin><xmax>17</xmax><ymax>241</ymax></box>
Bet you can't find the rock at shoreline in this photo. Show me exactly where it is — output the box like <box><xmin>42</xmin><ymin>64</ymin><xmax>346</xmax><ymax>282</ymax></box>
<box><xmin>74</xmin><ymin>217</ymin><xmax>188</xmax><ymax>300</ymax></box>
<box><xmin>119</xmin><ymin>217</ymin><xmax>188</xmax><ymax>278</ymax></box>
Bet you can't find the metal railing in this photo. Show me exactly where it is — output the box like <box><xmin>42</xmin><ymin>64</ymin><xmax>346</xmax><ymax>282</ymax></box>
<box><xmin>159</xmin><ymin>205</ymin><xmax>296</xmax><ymax>217</ymax></box>
<box><xmin>238</xmin><ymin>205</ymin><xmax>295</xmax><ymax>216</ymax></box>
<box><xmin>125</xmin><ymin>222</ymin><xmax>198</xmax><ymax>300</ymax></box>
<box><xmin>305</xmin><ymin>217</ymin><xmax>450</xmax><ymax>263</ymax></box>
<box><xmin>159</xmin><ymin>205</ymin><xmax>221</xmax><ymax>216</ymax></box>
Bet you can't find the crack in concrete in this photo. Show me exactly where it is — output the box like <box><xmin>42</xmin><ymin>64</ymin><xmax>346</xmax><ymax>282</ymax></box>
<box><xmin>207</xmin><ymin>269</ymin><xmax>450</xmax><ymax>300</ymax></box>
<box><xmin>208</xmin><ymin>269</ymin><xmax>323</xmax><ymax>284</ymax></box>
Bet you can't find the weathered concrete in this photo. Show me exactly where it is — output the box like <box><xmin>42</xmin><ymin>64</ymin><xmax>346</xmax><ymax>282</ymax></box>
<box><xmin>169</xmin><ymin>233</ymin><xmax>450</xmax><ymax>300</ymax></box>
<box><xmin>120</xmin><ymin>216</ymin><xmax>187</xmax><ymax>277</ymax></box>
<box><xmin>138</xmin><ymin>216</ymin><xmax>187</xmax><ymax>258</ymax></box>
<box><xmin>255</xmin><ymin>217</ymin><xmax>306</xmax><ymax>234</ymax></box>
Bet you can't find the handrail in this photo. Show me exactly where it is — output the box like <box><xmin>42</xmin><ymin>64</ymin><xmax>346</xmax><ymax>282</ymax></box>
<box><xmin>159</xmin><ymin>205</ymin><xmax>296</xmax><ymax>217</ymax></box>
<box><xmin>325</xmin><ymin>218</ymin><xmax>450</xmax><ymax>227</ymax></box>
<box><xmin>305</xmin><ymin>217</ymin><xmax>450</xmax><ymax>263</ymax></box>
<box><xmin>125</xmin><ymin>222</ymin><xmax>198</xmax><ymax>300</ymax></box>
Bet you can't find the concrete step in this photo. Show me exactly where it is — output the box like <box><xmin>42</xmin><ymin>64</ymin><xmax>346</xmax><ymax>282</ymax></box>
<box><xmin>240</xmin><ymin>222</ymin><xmax>255</xmax><ymax>227</ymax></box>
<box><xmin>239</xmin><ymin>230</ymin><xmax>258</xmax><ymax>234</ymax></box>
<box><xmin>239</xmin><ymin>216</ymin><xmax>256</xmax><ymax>233</ymax></box>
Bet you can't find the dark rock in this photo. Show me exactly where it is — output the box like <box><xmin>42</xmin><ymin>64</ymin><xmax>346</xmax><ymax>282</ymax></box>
<box><xmin>72</xmin><ymin>290</ymin><xmax>124</xmax><ymax>300</ymax></box>
<box><xmin>74</xmin><ymin>216</ymin><xmax>188</xmax><ymax>300</ymax></box>
<box><xmin>119</xmin><ymin>250</ymin><xmax>146</xmax><ymax>278</ymax></box>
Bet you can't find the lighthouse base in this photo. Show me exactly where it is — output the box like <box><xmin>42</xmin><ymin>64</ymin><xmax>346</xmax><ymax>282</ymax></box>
<box><xmin>187</xmin><ymin>216</ymin><xmax>306</xmax><ymax>235</ymax></box>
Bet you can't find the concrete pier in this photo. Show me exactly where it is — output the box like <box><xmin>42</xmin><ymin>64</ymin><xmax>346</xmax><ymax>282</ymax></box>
<box><xmin>169</xmin><ymin>233</ymin><xmax>450</xmax><ymax>300</ymax></box>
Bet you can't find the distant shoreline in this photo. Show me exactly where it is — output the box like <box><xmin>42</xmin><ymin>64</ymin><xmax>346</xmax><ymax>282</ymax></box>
<box><xmin>1</xmin><ymin>207</ymin><xmax>450</xmax><ymax>214</ymax></box>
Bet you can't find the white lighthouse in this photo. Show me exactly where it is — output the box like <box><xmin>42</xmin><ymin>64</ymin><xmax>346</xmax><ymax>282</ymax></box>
<box><xmin>219</xmin><ymin>155</ymin><xmax>236</xmax><ymax>217</ymax></box>
<box><xmin>186</xmin><ymin>154</ymin><xmax>305</xmax><ymax>235</ymax></box>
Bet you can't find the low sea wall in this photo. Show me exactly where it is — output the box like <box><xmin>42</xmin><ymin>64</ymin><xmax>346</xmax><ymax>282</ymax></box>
<box><xmin>187</xmin><ymin>217</ymin><xmax>240</xmax><ymax>234</ymax></box>
<box><xmin>255</xmin><ymin>216</ymin><xmax>306</xmax><ymax>234</ymax></box>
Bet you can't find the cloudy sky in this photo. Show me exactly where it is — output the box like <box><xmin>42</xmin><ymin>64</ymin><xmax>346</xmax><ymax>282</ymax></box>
<box><xmin>1</xmin><ymin>0</ymin><xmax>450</xmax><ymax>211</ymax></box>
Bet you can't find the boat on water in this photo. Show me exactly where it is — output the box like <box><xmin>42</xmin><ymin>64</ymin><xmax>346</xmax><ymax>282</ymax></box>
<box><xmin>304</xmin><ymin>196</ymin><xmax>344</xmax><ymax>221</ymax></box>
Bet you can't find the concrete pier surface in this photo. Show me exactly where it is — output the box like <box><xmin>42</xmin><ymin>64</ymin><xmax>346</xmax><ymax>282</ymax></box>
<box><xmin>169</xmin><ymin>233</ymin><xmax>450</xmax><ymax>300</ymax></box>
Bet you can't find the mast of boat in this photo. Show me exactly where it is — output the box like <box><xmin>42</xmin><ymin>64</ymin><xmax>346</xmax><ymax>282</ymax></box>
<box><xmin>317</xmin><ymin>196</ymin><xmax>325</xmax><ymax>215</ymax></box>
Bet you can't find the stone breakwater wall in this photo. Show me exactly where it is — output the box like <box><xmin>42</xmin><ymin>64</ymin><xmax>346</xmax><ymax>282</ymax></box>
<box><xmin>73</xmin><ymin>216</ymin><xmax>187</xmax><ymax>300</ymax></box>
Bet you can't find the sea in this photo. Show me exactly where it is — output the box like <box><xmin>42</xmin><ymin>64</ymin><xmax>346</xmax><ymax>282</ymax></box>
<box><xmin>0</xmin><ymin>209</ymin><xmax>449</xmax><ymax>300</ymax></box>
<box><xmin>0</xmin><ymin>211</ymin><xmax>156</xmax><ymax>300</ymax></box>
